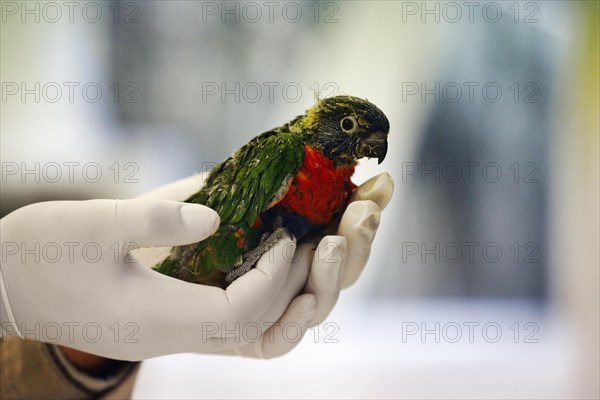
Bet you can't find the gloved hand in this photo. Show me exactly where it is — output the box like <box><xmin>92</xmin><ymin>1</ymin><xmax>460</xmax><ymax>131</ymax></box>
<box><xmin>138</xmin><ymin>172</ymin><xmax>394</xmax><ymax>359</ymax></box>
<box><xmin>0</xmin><ymin>172</ymin><xmax>392</xmax><ymax>361</ymax></box>
<box><xmin>0</xmin><ymin>198</ymin><xmax>297</xmax><ymax>361</ymax></box>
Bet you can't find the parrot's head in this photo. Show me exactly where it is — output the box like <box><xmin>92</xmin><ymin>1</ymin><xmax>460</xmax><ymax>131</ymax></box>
<box><xmin>303</xmin><ymin>96</ymin><xmax>390</xmax><ymax>165</ymax></box>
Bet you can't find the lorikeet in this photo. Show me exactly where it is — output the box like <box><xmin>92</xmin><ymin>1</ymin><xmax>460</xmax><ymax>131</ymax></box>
<box><xmin>154</xmin><ymin>96</ymin><xmax>389</xmax><ymax>288</ymax></box>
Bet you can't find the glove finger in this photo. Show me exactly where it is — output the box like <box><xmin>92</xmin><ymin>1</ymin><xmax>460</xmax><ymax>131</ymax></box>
<box><xmin>134</xmin><ymin>173</ymin><xmax>210</xmax><ymax>266</ymax></box>
<box><xmin>225</xmin><ymin>237</ymin><xmax>296</xmax><ymax>326</ymax></box>
<box><xmin>349</xmin><ymin>172</ymin><xmax>394</xmax><ymax>210</ymax></box>
<box><xmin>132</xmin><ymin>237</ymin><xmax>296</xmax><ymax>354</ymax></box>
<box><xmin>218</xmin><ymin>244</ymin><xmax>312</xmax><ymax>356</ymax></box>
<box><xmin>251</xmin><ymin>293</ymin><xmax>317</xmax><ymax>359</ymax></box>
<box><xmin>336</xmin><ymin>201</ymin><xmax>381</xmax><ymax>289</ymax></box>
<box><xmin>231</xmin><ymin>236</ymin><xmax>346</xmax><ymax>358</ymax></box>
<box><xmin>138</xmin><ymin>173</ymin><xmax>207</xmax><ymax>201</ymax></box>
<box><xmin>113</xmin><ymin>199</ymin><xmax>220</xmax><ymax>247</ymax></box>
<box><xmin>254</xmin><ymin>242</ymin><xmax>313</xmax><ymax>326</ymax></box>
<box><xmin>305</xmin><ymin>235</ymin><xmax>347</xmax><ymax>323</ymax></box>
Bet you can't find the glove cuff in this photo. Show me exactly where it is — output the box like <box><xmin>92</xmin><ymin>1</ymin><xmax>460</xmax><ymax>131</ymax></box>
<box><xmin>0</xmin><ymin>267</ymin><xmax>20</xmax><ymax>337</ymax></box>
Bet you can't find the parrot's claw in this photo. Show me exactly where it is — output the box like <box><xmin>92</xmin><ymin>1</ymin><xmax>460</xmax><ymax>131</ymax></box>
<box><xmin>225</xmin><ymin>227</ymin><xmax>293</xmax><ymax>283</ymax></box>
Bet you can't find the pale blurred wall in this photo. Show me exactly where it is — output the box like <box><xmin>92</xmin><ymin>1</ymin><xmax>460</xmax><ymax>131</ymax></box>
<box><xmin>382</xmin><ymin>7</ymin><xmax>559</xmax><ymax>298</ymax></box>
<box><xmin>1</xmin><ymin>1</ymin><xmax>115</xmax><ymax>209</ymax></box>
<box><xmin>550</xmin><ymin>2</ymin><xmax>599</xmax><ymax>396</ymax></box>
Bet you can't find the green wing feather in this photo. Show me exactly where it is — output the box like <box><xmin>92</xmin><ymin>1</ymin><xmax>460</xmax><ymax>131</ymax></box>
<box><xmin>154</xmin><ymin>125</ymin><xmax>305</xmax><ymax>283</ymax></box>
<box><xmin>188</xmin><ymin>126</ymin><xmax>305</xmax><ymax>226</ymax></box>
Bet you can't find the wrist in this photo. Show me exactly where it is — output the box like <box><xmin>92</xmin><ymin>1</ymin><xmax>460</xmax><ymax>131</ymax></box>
<box><xmin>58</xmin><ymin>346</ymin><xmax>123</xmax><ymax>377</ymax></box>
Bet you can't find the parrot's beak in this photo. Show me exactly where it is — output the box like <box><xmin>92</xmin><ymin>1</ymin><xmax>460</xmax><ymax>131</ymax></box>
<box><xmin>358</xmin><ymin>131</ymin><xmax>388</xmax><ymax>164</ymax></box>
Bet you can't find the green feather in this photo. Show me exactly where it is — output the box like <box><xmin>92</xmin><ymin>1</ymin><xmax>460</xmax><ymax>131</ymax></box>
<box><xmin>189</xmin><ymin>127</ymin><xmax>306</xmax><ymax>226</ymax></box>
<box><xmin>154</xmin><ymin>124</ymin><xmax>306</xmax><ymax>285</ymax></box>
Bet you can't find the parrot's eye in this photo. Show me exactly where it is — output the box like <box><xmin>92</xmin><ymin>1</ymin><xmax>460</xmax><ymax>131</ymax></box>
<box><xmin>340</xmin><ymin>116</ymin><xmax>357</xmax><ymax>133</ymax></box>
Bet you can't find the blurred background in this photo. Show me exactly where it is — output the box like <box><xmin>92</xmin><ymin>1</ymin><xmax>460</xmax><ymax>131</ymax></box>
<box><xmin>1</xmin><ymin>0</ymin><xmax>598</xmax><ymax>398</ymax></box>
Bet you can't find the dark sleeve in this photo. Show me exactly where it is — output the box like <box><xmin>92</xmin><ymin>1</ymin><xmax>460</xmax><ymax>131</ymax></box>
<box><xmin>0</xmin><ymin>337</ymin><xmax>140</xmax><ymax>399</ymax></box>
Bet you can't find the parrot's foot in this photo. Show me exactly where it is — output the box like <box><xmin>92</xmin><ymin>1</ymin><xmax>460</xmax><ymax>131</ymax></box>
<box><xmin>225</xmin><ymin>227</ymin><xmax>293</xmax><ymax>283</ymax></box>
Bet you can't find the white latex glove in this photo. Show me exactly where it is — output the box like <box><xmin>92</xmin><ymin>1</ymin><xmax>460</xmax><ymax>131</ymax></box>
<box><xmin>0</xmin><ymin>199</ymin><xmax>297</xmax><ymax>361</ymax></box>
<box><xmin>0</xmin><ymin>172</ymin><xmax>393</xmax><ymax>361</ymax></box>
<box><xmin>138</xmin><ymin>172</ymin><xmax>394</xmax><ymax>359</ymax></box>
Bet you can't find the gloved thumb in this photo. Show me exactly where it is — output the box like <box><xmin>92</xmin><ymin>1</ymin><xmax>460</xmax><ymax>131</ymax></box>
<box><xmin>106</xmin><ymin>199</ymin><xmax>220</xmax><ymax>247</ymax></box>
